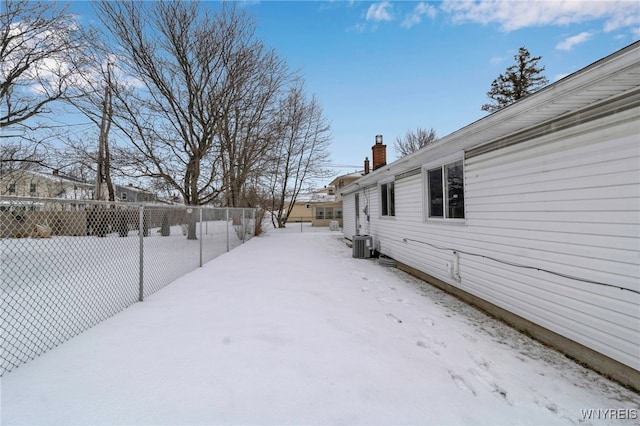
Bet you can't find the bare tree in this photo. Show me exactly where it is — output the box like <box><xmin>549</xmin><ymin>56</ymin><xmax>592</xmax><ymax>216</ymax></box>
<box><xmin>1</xmin><ymin>0</ymin><xmax>89</xmax><ymax>129</ymax></box>
<box><xmin>65</xmin><ymin>55</ymin><xmax>118</xmax><ymax>201</ymax></box>
<box><xmin>96</xmin><ymin>1</ymin><xmax>301</xmax><ymax>239</ymax></box>
<box><xmin>1</xmin><ymin>0</ymin><xmax>93</xmax><ymax>182</ymax></box>
<box><xmin>0</xmin><ymin>138</ymin><xmax>45</xmax><ymax>175</ymax></box>
<box><xmin>215</xmin><ymin>7</ymin><xmax>290</xmax><ymax>208</ymax></box>
<box><xmin>266</xmin><ymin>83</ymin><xmax>331</xmax><ymax>228</ymax></box>
<box><xmin>394</xmin><ymin>127</ymin><xmax>438</xmax><ymax>157</ymax></box>
<box><xmin>95</xmin><ymin>1</ymin><xmax>227</xmax><ymax>214</ymax></box>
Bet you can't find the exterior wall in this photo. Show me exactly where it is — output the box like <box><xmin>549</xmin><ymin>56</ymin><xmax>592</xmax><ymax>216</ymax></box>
<box><xmin>0</xmin><ymin>172</ymin><xmax>92</xmax><ymax>199</ymax></box>
<box><xmin>286</xmin><ymin>203</ymin><xmax>313</xmax><ymax>222</ymax></box>
<box><xmin>341</xmin><ymin>112</ymin><xmax>640</xmax><ymax>387</ymax></box>
<box><xmin>461</xmin><ymin>117</ymin><xmax>639</xmax><ymax>372</ymax></box>
<box><xmin>342</xmin><ymin>194</ymin><xmax>357</xmax><ymax>238</ymax></box>
<box><xmin>116</xmin><ymin>185</ymin><xmax>156</xmax><ymax>203</ymax></box>
<box><xmin>311</xmin><ymin>202</ymin><xmax>343</xmax><ymax>227</ymax></box>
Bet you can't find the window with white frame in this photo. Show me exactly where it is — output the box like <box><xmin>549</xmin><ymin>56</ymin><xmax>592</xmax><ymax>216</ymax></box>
<box><xmin>426</xmin><ymin>159</ymin><xmax>464</xmax><ymax>219</ymax></box>
<box><xmin>380</xmin><ymin>181</ymin><xmax>395</xmax><ymax>217</ymax></box>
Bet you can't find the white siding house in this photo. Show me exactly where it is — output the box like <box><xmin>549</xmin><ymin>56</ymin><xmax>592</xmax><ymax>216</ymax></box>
<box><xmin>341</xmin><ymin>42</ymin><xmax>640</xmax><ymax>390</ymax></box>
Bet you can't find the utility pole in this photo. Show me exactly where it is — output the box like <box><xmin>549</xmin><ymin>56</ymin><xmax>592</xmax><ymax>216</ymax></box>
<box><xmin>95</xmin><ymin>62</ymin><xmax>115</xmax><ymax>201</ymax></box>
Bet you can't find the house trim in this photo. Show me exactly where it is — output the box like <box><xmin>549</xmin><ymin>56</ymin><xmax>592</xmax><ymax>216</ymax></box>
<box><xmin>467</xmin><ymin>88</ymin><xmax>640</xmax><ymax>159</ymax></box>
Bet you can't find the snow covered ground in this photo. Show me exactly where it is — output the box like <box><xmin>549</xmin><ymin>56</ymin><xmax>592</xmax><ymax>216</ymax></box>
<box><xmin>2</xmin><ymin>225</ymin><xmax>639</xmax><ymax>425</ymax></box>
<box><xmin>1</xmin><ymin>220</ymin><xmax>248</xmax><ymax>375</ymax></box>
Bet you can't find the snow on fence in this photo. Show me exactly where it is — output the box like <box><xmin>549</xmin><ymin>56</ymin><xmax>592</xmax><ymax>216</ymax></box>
<box><xmin>0</xmin><ymin>197</ymin><xmax>256</xmax><ymax>375</ymax></box>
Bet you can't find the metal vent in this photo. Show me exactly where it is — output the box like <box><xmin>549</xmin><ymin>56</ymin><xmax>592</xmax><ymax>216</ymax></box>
<box><xmin>353</xmin><ymin>235</ymin><xmax>372</xmax><ymax>258</ymax></box>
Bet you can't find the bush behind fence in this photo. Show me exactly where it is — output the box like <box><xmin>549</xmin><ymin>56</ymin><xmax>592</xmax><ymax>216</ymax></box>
<box><xmin>0</xmin><ymin>197</ymin><xmax>256</xmax><ymax>376</ymax></box>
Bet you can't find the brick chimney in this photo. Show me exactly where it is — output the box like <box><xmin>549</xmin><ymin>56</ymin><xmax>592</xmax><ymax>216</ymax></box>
<box><xmin>372</xmin><ymin>134</ymin><xmax>386</xmax><ymax>171</ymax></box>
<box><xmin>364</xmin><ymin>157</ymin><xmax>370</xmax><ymax>175</ymax></box>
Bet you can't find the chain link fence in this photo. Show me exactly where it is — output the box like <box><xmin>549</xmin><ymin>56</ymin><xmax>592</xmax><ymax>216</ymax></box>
<box><xmin>0</xmin><ymin>197</ymin><xmax>255</xmax><ymax>376</ymax></box>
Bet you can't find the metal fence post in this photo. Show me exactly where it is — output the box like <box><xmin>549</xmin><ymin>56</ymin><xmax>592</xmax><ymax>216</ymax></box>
<box><xmin>242</xmin><ymin>209</ymin><xmax>246</xmax><ymax>243</ymax></box>
<box><xmin>226</xmin><ymin>208</ymin><xmax>230</xmax><ymax>252</ymax></box>
<box><xmin>199</xmin><ymin>207</ymin><xmax>203</xmax><ymax>267</ymax></box>
<box><xmin>138</xmin><ymin>205</ymin><xmax>144</xmax><ymax>302</ymax></box>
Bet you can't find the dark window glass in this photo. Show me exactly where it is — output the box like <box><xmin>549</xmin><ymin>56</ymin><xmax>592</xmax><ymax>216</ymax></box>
<box><xmin>381</xmin><ymin>183</ymin><xmax>389</xmax><ymax>216</ymax></box>
<box><xmin>380</xmin><ymin>182</ymin><xmax>395</xmax><ymax>217</ymax></box>
<box><xmin>388</xmin><ymin>182</ymin><xmax>395</xmax><ymax>216</ymax></box>
<box><xmin>445</xmin><ymin>161</ymin><xmax>464</xmax><ymax>219</ymax></box>
<box><xmin>428</xmin><ymin>168</ymin><xmax>443</xmax><ymax>217</ymax></box>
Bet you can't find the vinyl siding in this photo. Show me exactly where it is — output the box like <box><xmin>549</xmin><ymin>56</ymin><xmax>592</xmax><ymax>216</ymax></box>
<box><xmin>344</xmin><ymin>114</ymin><xmax>639</xmax><ymax>371</ymax></box>
<box><xmin>462</xmin><ymin>117</ymin><xmax>639</xmax><ymax>370</ymax></box>
<box><xmin>341</xmin><ymin>194</ymin><xmax>356</xmax><ymax>239</ymax></box>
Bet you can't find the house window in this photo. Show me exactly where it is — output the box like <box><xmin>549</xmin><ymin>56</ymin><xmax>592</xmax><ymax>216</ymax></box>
<box><xmin>30</xmin><ymin>183</ymin><xmax>37</xmax><ymax>193</ymax></box>
<box><xmin>427</xmin><ymin>159</ymin><xmax>464</xmax><ymax>219</ymax></box>
<box><xmin>315</xmin><ymin>208</ymin><xmax>324</xmax><ymax>220</ymax></box>
<box><xmin>325</xmin><ymin>207</ymin><xmax>334</xmax><ymax>220</ymax></box>
<box><xmin>8</xmin><ymin>183</ymin><xmax>16</xmax><ymax>194</ymax></box>
<box><xmin>380</xmin><ymin>181</ymin><xmax>395</xmax><ymax>217</ymax></box>
<box><xmin>335</xmin><ymin>208</ymin><xmax>343</xmax><ymax>219</ymax></box>
<box><xmin>121</xmin><ymin>192</ymin><xmax>127</xmax><ymax>200</ymax></box>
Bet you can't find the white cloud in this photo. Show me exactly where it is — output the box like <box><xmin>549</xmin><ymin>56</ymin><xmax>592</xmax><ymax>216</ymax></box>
<box><xmin>556</xmin><ymin>32</ymin><xmax>593</xmax><ymax>50</ymax></box>
<box><xmin>440</xmin><ymin>0</ymin><xmax>639</xmax><ymax>33</ymax></box>
<box><xmin>490</xmin><ymin>56</ymin><xmax>506</xmax><ymax>65</ymax></box>
<box><xmin>602</xmin><ymin>11</ymin><xmax>640</xmax><ymax>32</ymax></box>
<box><xmin>347</xmin><ymin>22</ymin><xmax>367</xmax><ymax>33</ymax></box>
<box><xmin>366</xmin><ymin>1</ymin><xmax>393</xmax><ymax>22</ymax></box>
<box><xmin>402</xmin><ymin>2</ymin><xmax>437</xmax><ymax>28</ymax></box>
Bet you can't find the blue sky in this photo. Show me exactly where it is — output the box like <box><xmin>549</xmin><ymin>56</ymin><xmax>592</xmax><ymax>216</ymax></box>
<box><xmin>242</xmin><ymin>0</ymin><xmax>639</xmax><ymax>178</ymax></box>
<box><xmin>71</xmin><ymin>1</ymin><xmax>639</xmax><ymax>181</ymax></box>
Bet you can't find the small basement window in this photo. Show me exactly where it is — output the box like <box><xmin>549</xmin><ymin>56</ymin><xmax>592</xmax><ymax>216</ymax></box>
<box><xmin>426</xmin><ymin>159</ymin><xmax>464</xmax><ymax>219</ymax></box>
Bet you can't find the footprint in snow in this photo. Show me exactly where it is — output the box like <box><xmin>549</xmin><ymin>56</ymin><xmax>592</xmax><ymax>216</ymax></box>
<box><xmin>386</xmin><ymin>313</ymin><xmax>402</xmax><ymax>323</ymax></box>
<box><xmin>467</xmin><ymin>351</ymin><xmax>491</xmax><ymax>371</ymax></box>
<box><xmin>416</xmin><ymin>336</ymin><xmax>446</xmax><ymax>356</ymax></box>
<box><xmin>448</xmin><ymin>370</ymin><xmax>477</xmax><ymax>397</ymax></box>
<box><xmin>468</xmin><ymin>367</ymin><xmax>512</xmax><ymax>406</ymax></box>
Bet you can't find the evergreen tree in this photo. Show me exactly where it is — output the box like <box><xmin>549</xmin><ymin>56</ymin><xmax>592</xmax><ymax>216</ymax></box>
<box><xmin>481</xmin><ymin>47</ymin><xmax>549</xmax><ymax>113</ymax></box>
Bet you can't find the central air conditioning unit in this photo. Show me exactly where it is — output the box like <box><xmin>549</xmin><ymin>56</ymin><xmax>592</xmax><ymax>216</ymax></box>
<box><xmin>352</xmin><ymin>235</ymin><xmax>373</xmax><ymax>258</ymax></box>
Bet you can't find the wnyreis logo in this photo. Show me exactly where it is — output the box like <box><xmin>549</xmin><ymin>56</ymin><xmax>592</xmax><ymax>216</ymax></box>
<box><xmin>580</xmin><ymin>409</ymin><xmax>638</xmax><ymax>420</ymax></box>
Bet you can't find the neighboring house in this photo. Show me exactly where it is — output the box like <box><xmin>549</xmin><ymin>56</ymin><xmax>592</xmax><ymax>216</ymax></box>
<box><xmin>311</xmin><ymin>172</ymin><xmax>362</xmax><ymax>227</ymax></box>
<box><xmin>340</xmin><ymin>42</ymin><xmax>640</xmax><ymax>390</ymax></box>
<box><xmin>285</xmin><ymin>191</ymin><xmax>335</xmax><ymax>224</ymax></box>
<box><xmin>0</xmin><ymin>169</ymin><xmax>156</xmax><ymax>203</ymax></box>
<box><xmin>115</xmin><ymin>183</ymin><xmax>157</xmax><ymax>203</ymax></box>
<box><xmin>285</xmin><ymin>172</ymin><xmax>363</xmax><ymax>227</ymax></box>
<box><xmin>0</xmin><ymin>169</ymin><xmax>93</xmax><ymax>200</ymax></box>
